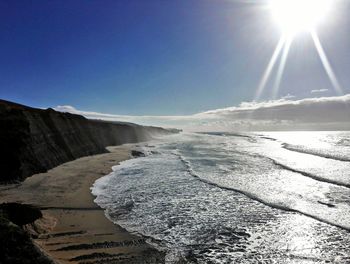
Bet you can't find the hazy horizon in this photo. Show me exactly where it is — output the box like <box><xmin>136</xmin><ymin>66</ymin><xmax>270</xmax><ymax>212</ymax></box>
<box><xmin>53</xmin><ymin>93</ymin><xmax>350</xmax><ymax>131</ymax></box>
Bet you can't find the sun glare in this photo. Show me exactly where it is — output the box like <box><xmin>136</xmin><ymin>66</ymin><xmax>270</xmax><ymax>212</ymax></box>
<box><xmin>269</xmin><ymin>0</ymin><xmax>332</xmax><ymax>36</ymax></box>
<box><xmin>255</xmin><ymin>0</ymin><xmax>342</xmax><ymax>101</ymax></box>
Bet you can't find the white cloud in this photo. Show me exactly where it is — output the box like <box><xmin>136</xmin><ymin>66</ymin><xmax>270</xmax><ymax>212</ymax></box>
<box><xmin>281</xmin><ymin>94</ymin><xmax>296</xmax><ymax>99</ymax></box>
<box><xmin>55</xmin><ymin>94</ymin><xmax>350</xmax><ymax>131</ymax></box>
<box><xmin>54</xmin><ymin>105</ymin><xmax>207</xmax><ymax>128</ymax></box>
<box><xmin>311</xmin><ymin>89</ymin><xmax>329</xmax><ymax>94</ymax></box>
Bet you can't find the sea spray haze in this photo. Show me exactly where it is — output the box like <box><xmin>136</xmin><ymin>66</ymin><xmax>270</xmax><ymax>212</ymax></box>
<box><xmin>92</xmin><ymin>131</ymin><xmax>350</xmax><ymax>263</ymax></box>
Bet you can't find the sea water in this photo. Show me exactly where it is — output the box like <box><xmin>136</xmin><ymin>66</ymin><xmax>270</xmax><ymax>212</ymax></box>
<box><xmin>92</xmin><ymin>131</ymin><xmax>350</xmax><ymax>263</ymax></box>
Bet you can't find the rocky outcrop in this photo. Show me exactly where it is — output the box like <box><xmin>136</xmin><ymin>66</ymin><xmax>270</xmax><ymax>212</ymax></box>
<box><xmin>0</xmin><ymin>99</ymin><xmax>176</xmax><ymax>183</ymax></box>
<box><xmin>0</xmin><ymin>203</ymin><xmax>53</xmax><ymax>264</ymax></box>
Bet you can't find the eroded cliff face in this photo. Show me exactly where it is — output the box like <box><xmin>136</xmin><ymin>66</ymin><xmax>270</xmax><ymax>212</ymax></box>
<box><xmin>0</xmin><ymin>100</ymin><xmax>174</xmax><ymax>183</ymax></box>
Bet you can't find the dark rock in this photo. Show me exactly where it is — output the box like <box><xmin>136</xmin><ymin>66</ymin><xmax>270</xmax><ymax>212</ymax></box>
<box><xmin>0</xmin><ymin>205</ymin><xmax>53</xmax><ymax>264</ymax></box>
<box><xmin>0</xmin><ymin>203</ymin><xmax>42</xmax><ymax>227</ymax></box>
<box><xmin>131</xmin><ymin>150</ymin><xmax>146</xmax><ymax>157</ymax></box>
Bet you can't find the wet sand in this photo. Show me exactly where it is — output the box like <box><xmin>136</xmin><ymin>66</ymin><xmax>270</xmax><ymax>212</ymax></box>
<box><xmin>0</xmin><ymin>145</ymin><xmax>164</xmax><ymax>264</ymax></box>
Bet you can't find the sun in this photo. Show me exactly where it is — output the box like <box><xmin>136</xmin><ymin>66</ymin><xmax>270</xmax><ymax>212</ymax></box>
<box><xmin>269</xmin><ymin>0</ymin><xmax>332</xmax><ymax>36</ymax></box>
<box><xmin>255</xmin><ymin>0</ymin><xmax>342</xmax><ymax>101</ymax></box>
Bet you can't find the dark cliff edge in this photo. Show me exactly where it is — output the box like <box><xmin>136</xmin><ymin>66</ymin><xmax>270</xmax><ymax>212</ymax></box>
<box><xmin>0</xmin><ymin>203</ymin><xmax>54</xmax><ymax>264</ymax></box>
<box><xmin>0</xmin><ymin>99</ymin><xmax>178</xmax><ymax>183</ymax></box>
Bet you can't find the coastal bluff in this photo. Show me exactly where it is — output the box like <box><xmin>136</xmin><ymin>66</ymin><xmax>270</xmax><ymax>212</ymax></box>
<box><xmin>0</xmin><ymin>99</ymin><xmax>176</xmax><ymax>183</ymax></box>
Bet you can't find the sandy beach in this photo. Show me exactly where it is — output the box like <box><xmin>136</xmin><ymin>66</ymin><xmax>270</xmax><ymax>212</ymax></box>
<box><xmin>0</xmin><ymin>145</ymin><xmax>164</xmax><ymax>264</ymax></box>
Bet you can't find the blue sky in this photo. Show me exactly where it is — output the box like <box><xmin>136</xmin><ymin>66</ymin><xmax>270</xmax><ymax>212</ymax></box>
<box><xmin>1</xmin><ymin>0</ymin><xmax>349</xmax><ymax>116</ymax></box>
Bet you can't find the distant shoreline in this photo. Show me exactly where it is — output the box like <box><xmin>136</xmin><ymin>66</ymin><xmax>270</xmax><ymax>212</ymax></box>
<box><xmin>0</xmin><ymin>144</ymin><xmax>165</xmax><ymax>264</ymax></box>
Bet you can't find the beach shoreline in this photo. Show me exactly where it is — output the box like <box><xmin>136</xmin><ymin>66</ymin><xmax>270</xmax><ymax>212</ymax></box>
<box><xmin>0</xmin><ymin>144</ymin><xmax>165</xmax><ymax>264</ymax></box>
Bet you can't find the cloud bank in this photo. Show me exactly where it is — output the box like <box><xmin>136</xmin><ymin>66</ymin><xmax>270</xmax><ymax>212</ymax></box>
<box><xmin>55</xmin><ymin>94</ymin><xmax>350</xmax><ymax>131</ymax></box>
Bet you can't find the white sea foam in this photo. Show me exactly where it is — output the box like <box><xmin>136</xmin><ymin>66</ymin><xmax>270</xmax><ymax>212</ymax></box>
<box><xmin>91</xmin><ymin>132</ymin><xmax>350</xmax><ymax>263</ymax></box>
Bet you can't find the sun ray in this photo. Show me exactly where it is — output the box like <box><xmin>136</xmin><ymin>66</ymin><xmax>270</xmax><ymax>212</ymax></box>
<box><xmin>272</xmin><ymin>37</ymin><xmax>292</xmax><ymax>99</ymax></box>
<box><xmin>311</xmin><ymin>30</ymin><xmax>343</xmax><ymax>95</ymax></box>
<box><xmin>255</xmin><ymin>36</ymin><xmax>286</xmax><ymax>101</ymax></box>
<box><xmin>255</xmin><ymin>1</ymin><xmax>341</xmax><ymax>101</ymax></box>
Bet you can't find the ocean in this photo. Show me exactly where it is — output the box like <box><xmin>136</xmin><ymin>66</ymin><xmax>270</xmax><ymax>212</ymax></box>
<box><xmin>92</xmin><ymin>131</ymin><xmax>350</xmax><ymax>263</ymax></box>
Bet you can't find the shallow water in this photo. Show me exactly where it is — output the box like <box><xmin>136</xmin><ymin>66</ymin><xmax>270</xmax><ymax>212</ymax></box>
<box><xmin>92</xmin><ymin>131</ymin><xmax>350</xmax><ymax>263</ymax></box>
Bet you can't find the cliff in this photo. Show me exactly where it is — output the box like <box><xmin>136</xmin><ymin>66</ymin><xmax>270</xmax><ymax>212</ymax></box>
<box><xmin>0</xmin><ymin>203</ymin><xmax>54</xmax><ymax>264</ymax></box>
<box><xmin>0</xmin><ymin>99</ymin><xmax>176</xmax><ymax>183</ymax></box>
